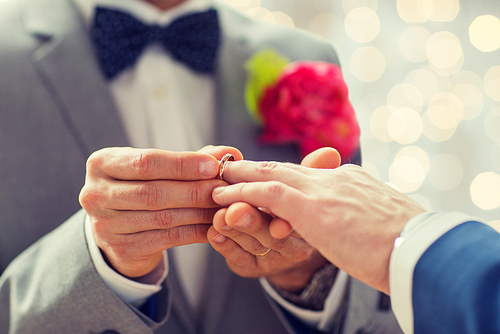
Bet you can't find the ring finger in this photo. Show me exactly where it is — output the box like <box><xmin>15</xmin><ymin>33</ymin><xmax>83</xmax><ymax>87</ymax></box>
<box><xmin>211</xmin><ymin>208</ymin><xmax>273</xmax><ymax>256</ymax></box>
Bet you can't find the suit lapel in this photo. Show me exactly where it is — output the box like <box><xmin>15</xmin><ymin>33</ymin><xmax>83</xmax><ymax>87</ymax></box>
<box><xmin>24</xmin><ymin>0</ymin><xmax>129</xmax><ymax>157</ymax></box>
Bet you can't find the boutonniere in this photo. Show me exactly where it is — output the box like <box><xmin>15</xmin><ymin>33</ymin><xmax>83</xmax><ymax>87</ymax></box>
<box><xmin>244</xmin><ymin>49</ymin><xmax>360</xmax><ymax>163</ymax></box>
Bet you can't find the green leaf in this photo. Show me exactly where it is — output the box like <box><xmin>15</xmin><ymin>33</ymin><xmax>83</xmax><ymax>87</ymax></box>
<box><xmin>244</xmin><ymin>49</ymin><xmax>290</xmax><ymax>123</ymax></box>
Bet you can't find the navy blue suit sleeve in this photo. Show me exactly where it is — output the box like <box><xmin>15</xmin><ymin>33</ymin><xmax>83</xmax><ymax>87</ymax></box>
<box><xmin>412</xmin><ymin>221</ymin><xmax>500</xmax><ymax>334</ymax></box>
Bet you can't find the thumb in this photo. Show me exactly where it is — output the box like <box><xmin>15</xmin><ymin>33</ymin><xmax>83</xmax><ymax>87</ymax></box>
<box><xmin>301</xmin><ymin>147</ymin><xmax>341</xmax><ymax>169</ymax></box>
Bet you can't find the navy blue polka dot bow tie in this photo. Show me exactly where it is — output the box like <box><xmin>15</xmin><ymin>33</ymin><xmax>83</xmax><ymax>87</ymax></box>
<box><xmin>91</xmin><ymin>7</ymin><xmax>220</xmax><ymax>80</ymax></box>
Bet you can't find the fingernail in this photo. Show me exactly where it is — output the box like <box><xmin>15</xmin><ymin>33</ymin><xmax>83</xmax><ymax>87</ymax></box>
<box><xmin>212</xmin><ymin>233</ymin><xmax>227</xmax><ymax>243</ymax></box>
<box><xmin>212</xmin><ymin>187</ymin><xmax>226</xmax><ymax>196</ymax></box>
<box><xmin>234</xmin><ymin>213</ymin><xmax>252</xmax><ymax>229</ymax></box>
<box><xmin>200</xmin><ymin>159</ymin><xmax>218</xmax><ymax>177</ymax></box>
<box><xmin>222</xmin><ymin>225</ymin><xmax>233</xmax><ymax>232</ymax></box>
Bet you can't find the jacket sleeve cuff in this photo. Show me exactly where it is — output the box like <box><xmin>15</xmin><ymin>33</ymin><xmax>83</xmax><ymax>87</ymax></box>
<box><xmin>389</xmin><ymin>211</ymin><xmax>479</xmax><ymax>334</ymax></box>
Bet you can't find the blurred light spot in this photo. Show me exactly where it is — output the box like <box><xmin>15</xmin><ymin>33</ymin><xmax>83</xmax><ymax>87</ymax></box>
<box><xmin>245</xmin><ymin>7</ymin><xmax>271</xmax><ymax>20</ymax></box>
<box><xmin>407</xmin><ymin>194</ymin><xmax>433</xmax><ymax>211</ymax></box>
<box><xmin>422</xmin><ymin>116</ymin><xmax>456</xmax><ymax>141</ymax></box>
<box><xmin>396</xmin><ymin>146</ymin><xmax>430</xmax><ymax>175</ymax></box>
<box><xmin>345</xmin><ymin>7</ymin><xmax>380</xmax><ymax>43</ymax></box>
<box><xmin>361</xmin><ymin>160</ymin><xmax>381</xmax><ymax>180</ymax></box>
<box><xmin>449</xmin><ymin>71</ymin><xmax>484</xmax><ymax>92</ymax></box>
<box><xmin>428</xmin><ymin>154</ymin><xmax>463</xmax><ymax>190</ymax></box>
<box><xmin>428</xmin><ymin>92</ymin><xmax>464</xmax><ymax>121</ymax></box>
<box><xmin>309</xmin><ymin>14</ymin><xmax>344</xmax><ymax>42</ymax></box>
<box><xmin>426</xmin><ymin>105</ymin><xmax>459</xmax><ymax>129</ymax></box>
<box><xmin>485</xmin><ymin>107</ymin><xmax>500</xmax><ymax>143</ymax></box>
<box><xmin>423</xmin><ymin>93</ymin><xmax>461</xmax><ymax>140</ymax></box>
<box><xmin>450</xmin><ymin>84</ymin><xmax>484</xmax><ymax>120</ymax></box>
<box><xmin>484</xmin><ymin>66</ymin><xmax>500</xmax><ymax>102</ymax></box>
<box><xmin>343</xmin><ymin>0</ymin><xmax>378</xmax><ymax>14</ymax></box>
<box><xmin>404</xmin><ymin>69</ymin><xmax>440</xmax><ymax>103</ymax></box>
<box><xmin>426</xmin><ymin>31</ymin><xmax>463</xmax><ymax>73</ymax></box>
<box><xmin>471</xmin><ymin>172</ymin><xmax>500</xmax><ymax>210</ymax></box>
<box><xmin>397</xmin><ymin>0</ymin><xmax>433</xmax><ymax>22</ymax></box>
<box><xmin>488</xmin><ymin>220</ymin><xmax>500</xmax><ymax>232</ymax></box>
<box><xmin>429</xmin><ymin>0</ymin><xmax>460</xmax><ymax>22</ymax></box>
<box><xmin>262</xmin><ymin>11</ymin><xmax>295</xmax><ymax>27</ymax></box>
<box><xmin>389</xmin><ymin>152</ymin><xmax>427</xmax><ymax>193</ymax></box>
<box><xmin>224</xmin><ymin>0</ymin><xmax>260</xmax><ymax>10</ymax></box>
<box><xmin>387</xmin><ymin>83</ymin><xmax>424</xmax><ymax>113</ymax></box>
<box><xmin>370</xmin><ymin>106</ymin><xmax>394</xmax><ymax>142</ymax></box>
<box><xmin>469</xmin><ymin>15</ymin><xmax>500</xmax><ymax>52</ymax></box>
<box><xmin>387</xmin><ymin>108</ymin><xmax>423</xmax><ymax>144</ymax></box>
<box><xmin>350</xmin><ymin>46</ymin><xmax>386</xmax><ymax>82</ymax></box>
<box><xmin>399</xmin><ymin>26</ymin><xmax>432</xmax><ymax>63</ymax></box>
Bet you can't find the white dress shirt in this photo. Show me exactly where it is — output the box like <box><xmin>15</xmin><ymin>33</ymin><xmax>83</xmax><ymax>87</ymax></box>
<box><xmin>390</xmin><ymin>211</ymin><xmax>484</xmax><ymax>334</ymax></box>
<box><xmin>73</xmin><ymin>0</ymin><xmax>346</xmax><ymax>329</ymax></box>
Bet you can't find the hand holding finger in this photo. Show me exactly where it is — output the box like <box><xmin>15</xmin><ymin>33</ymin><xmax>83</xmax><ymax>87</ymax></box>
<box><xmin>79</xmin><ymin>146</ymin><xmax>238</xmax><ymax>278</ymax></box>
<box><xmin>209</xmin><ymin>203</ymin><xmax>328</xmax><ymax>292</ymax></box>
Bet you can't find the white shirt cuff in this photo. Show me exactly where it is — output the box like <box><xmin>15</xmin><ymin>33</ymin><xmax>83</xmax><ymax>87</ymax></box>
<box><xmin>260</xmin><ymin>270</ymin><xmax>349</xmax><ymax>332</ymax></box>
<box><xmin>389</xmin><ymin>211</ymin><xmax>481</xmax><ymax>334</ymax></box>
<box><xmin>84</xmin><ymin>214</ymin><xmax>168</xmax><ymax>306</ymax></box>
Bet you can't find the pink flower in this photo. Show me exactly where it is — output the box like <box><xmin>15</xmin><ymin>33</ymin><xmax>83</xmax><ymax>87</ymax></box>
<box><xmin>258</xmin><ymin>61</ymin><xmax>360</xmax><ymax>162</ymax></box>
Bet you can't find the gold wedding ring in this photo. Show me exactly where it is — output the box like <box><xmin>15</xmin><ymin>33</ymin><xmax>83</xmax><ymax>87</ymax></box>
<box><xmin>217</xmin><ymin>153</ymin><xmax>234</xmax><ymax>180</ymax></box>
<box><xmin>255</xmin><ymin>248</ymin><xmax>271</xmax><ymax>257</ymax></box>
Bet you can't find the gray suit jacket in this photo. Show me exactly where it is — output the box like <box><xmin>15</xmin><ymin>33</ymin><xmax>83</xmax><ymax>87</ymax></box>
<box><xmin>0</xmin><ymin>0</ymin><xmax>401</xmax><ymax>333</ymax></box>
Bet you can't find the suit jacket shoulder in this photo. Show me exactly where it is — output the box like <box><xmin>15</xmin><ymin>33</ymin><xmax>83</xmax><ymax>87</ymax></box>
<box><xmin>0</xmin><ymin>210</ymin><xmax>169</xmax><ymax>334</ymax></box>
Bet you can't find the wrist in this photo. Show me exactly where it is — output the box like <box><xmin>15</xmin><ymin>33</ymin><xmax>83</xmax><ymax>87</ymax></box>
<box><xmin>272</xmin><ymin>263</ymin><xmax>339</xmax><ymax>310</ymax></box>
<box><xmin>266</xmin><ymin>252</ymin><xmax>328</xmax><ymax>293</ymax></box>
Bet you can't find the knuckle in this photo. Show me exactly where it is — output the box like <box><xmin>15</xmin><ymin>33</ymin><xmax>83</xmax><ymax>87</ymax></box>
<box><xmin>161</xmin><ymin>227</ymin><xmax>181</xmax><ymax>243</ymax></box>
<box><xmin>249</xmin><ymin>240</ymin><xmax>266</xmax><ymax>254</ymax></box>
<box><xmin>155</xmin><ymin>210</ymin><xmax>174</xmax><ymax>229</ymax></box>
<box><xmin>86</xmin><ymin>150</ymin><xmax>105</xmax><ymax>173</ymax></box>
<box><xmin>131</xmin><ymin>151</ymin><xmax>155</xmax><ymax>177</ymax></box>
<box><xmin>137</xmin><ymin>183</ymin><xmax>162</xmax><ymax>208</ymax></box>
<box><xmin>256</xmin><ymin>161</ymin><xmax>280</xmax><ymax>178</ymax></box>
<box><xmin>188</xmin><ymin>184</ymin><xmax>203</xmax><ymax>206</ymax></box>
<box><xmin>79</xmin><ymin>184</ymin><xmax>104</xmax><ymax>210</ymax></box>
<box><xmin>269</xmin><ymin>238</ymin><xmax>288</xmax><ymax>251</ymax></box>
<box><xmin>266</xmin><ymin>181</ymin><xmax>285</xmax><ymax>197</ymax></box>
<box><xmin>170</xmin><ymin>155</ymin><xmax>188</xmax><ymax>178</ymax></box>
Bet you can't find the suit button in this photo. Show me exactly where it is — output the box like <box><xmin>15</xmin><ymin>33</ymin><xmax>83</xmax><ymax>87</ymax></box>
<box><xmin>89</xmin><ymin>331</ymin><xmax>119</xmax><ymax>334</ymax></box>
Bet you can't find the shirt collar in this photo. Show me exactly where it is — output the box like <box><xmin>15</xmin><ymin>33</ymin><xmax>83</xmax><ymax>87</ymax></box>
<box><xmin>71</xmin><ymin>0</ymin><xmax>214</xmax><ymax>28</ymax></box>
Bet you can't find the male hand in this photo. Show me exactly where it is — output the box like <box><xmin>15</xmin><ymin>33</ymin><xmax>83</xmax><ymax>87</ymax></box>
<box><xmin>79</xmin><ymin>146</ymin><xmax>242</xmax><ymax>278</ymax></box>
<box><xmin>207</xmin><ymin>148</ymin><xmax>341</xmax><ymax>293</ymax></box>
<box><xmin>212</xmin><ymin>148</ymin><xmax>425</xmax><ymax>295</ymax></box>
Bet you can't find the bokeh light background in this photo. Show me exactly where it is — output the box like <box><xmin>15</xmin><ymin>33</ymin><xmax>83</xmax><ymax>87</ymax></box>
<box><xmin>224</xmin><ymin>0</ymin><xmax>500</xmax><ymax>224</ymax></box>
